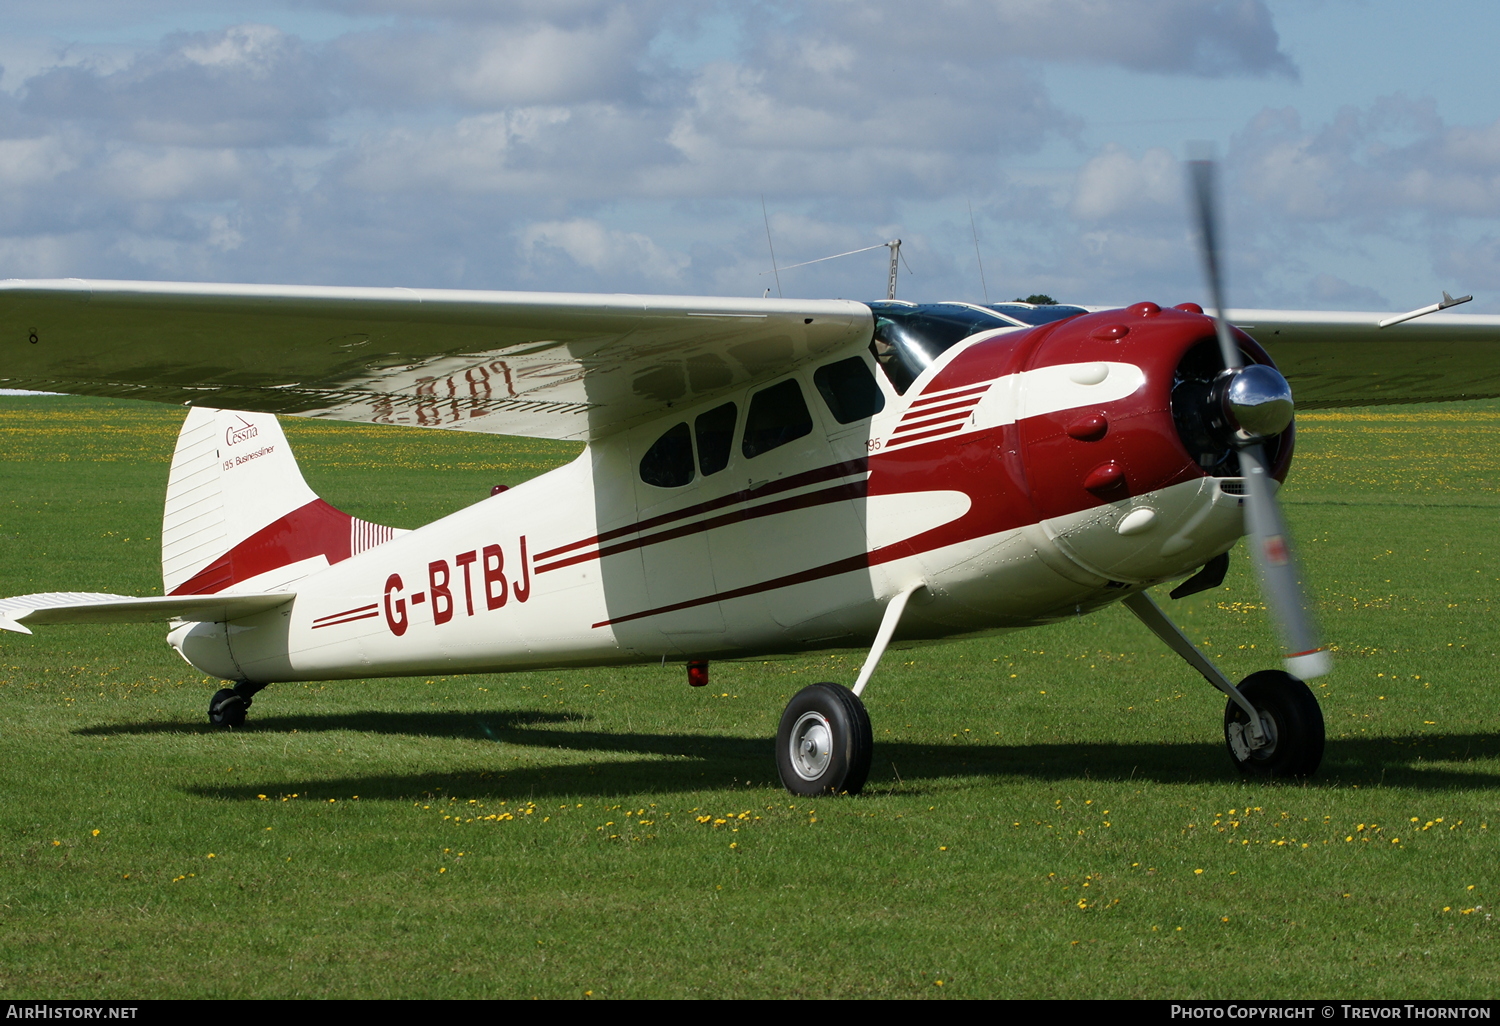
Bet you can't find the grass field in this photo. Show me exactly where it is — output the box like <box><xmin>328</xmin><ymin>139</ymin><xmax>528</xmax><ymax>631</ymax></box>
<box><xmin>0</xmin><ymin>395</ymin><xmax>1496</xmax><ymax>999</ymax></box>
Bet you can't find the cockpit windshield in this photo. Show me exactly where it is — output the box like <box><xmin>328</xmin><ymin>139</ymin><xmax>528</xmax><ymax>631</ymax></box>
<box><xmin>867</xmin><ymin>302</ymin><xmax>1011</xmax><ymax>393</ymax></box>
<box><xmin>985</xmin><ymin>302</ymin><xmax>1088</xmax><ymax>326</ymax></box>
<box><xmin>865</xmin><ymin>300</ymin><xmax>1087</xmax><ymax>393</ymax></box>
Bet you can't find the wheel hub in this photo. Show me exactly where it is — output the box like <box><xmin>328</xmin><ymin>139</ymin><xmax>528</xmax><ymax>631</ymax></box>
<box><xmin>788</xmin><ymin>711</ymin><xmax>833</xmax><ymax>781</ymax></box>
<box><xmin>1228</xmin><ymin>709</ymin><xmax>1278</xmax><ymax>761</ymax></box>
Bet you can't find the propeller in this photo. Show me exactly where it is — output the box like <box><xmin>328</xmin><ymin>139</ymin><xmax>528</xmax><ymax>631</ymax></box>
<box><xmin>1186</xmin><ymin>151</ymin><xmax>1331</xmax><ymax>680</ymax></box>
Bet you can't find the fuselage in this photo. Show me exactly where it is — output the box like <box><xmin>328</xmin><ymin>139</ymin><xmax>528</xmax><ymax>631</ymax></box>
<box><xmin>171</xmin><ymin>301</ymin><xmax>1290</xmax><ymax>684</ymax></box>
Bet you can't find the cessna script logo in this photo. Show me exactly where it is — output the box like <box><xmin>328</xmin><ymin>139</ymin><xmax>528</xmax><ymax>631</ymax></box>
<box><xmin>225</xmin><ymin>417</ymin><xmax>259</xmax><ymax>446</ymax></box>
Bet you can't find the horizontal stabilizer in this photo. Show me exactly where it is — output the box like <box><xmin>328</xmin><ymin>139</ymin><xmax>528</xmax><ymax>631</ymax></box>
<box><xmin>0</xmin><ymin>591</ymin><xmax>294</xmax><ymax>633</ymax></box>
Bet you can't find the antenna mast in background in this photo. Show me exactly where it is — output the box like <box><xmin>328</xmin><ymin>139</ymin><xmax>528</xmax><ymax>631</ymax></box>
<box><xmin>762</xmin><ymin>238</ymin><xmax>907</xmax><ymax>298</ymax></box>
<box><xmin>885</xmin><ymin>239</ymin><xmax>901</xmax><ymax>300</ymax></box>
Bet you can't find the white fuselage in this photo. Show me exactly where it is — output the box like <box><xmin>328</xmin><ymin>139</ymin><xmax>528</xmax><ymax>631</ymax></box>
<box><xmin>169</xmin><ymin>317</ymin><xmax>1251</xmax><ymax>685</ymax></box>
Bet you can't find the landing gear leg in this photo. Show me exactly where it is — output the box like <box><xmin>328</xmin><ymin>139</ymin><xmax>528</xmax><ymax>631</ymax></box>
<box><xmin>1122</xmin><ymin>591</ymin><xmax>1324</xmax><ymax>778</ymax></box>
<box><xmin>208</xmin><ymin>682</ymin><xmax>265</xmax><ymax>727</ymax></box>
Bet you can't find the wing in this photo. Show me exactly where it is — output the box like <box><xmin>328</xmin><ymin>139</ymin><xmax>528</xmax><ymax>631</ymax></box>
<box><xmin>1228</xmin><ymin>308</ymin><xmax>1500</xmax><ymax>407</ymax></box>
<box><xmin>0</xmin><ymin>279</ymin><xmax>872</xmax><ymax>440</ymax></box>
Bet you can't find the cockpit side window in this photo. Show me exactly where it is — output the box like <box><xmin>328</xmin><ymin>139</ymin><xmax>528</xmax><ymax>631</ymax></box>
<box><xmin>639</xmin><ymin>421</ymin><xmax>695</xmax><ymax>488</ymax></box>
<box><xmin>742</xmin><ymin>379</ymin><xmax>813</xmax><ymax>458</ymax></box>
<box><xmin>695</xmin><ymin>402</ymin><xmax>737</xmax><ymax>476</ymax></box>
<box><xmin>814</xmin><ymin>356</ymin><xmax>885</xmax><ymax>424</ymax></box>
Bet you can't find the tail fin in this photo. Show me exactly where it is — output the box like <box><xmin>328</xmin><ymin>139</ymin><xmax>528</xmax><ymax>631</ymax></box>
<box><xmin>162</xmin><ymin>408</ymin><xmax>401</xmax><ymax>595</ymax></box>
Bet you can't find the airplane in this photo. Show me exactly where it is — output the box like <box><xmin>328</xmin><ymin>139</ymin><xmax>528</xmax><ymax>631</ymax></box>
<box><xmin>3</xmin><ymin>164</ymin><xmax>1500</xmax><ymax>796</ymax></box>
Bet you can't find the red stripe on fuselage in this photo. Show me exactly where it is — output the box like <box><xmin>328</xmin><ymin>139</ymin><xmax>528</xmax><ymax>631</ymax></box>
<box><xmin>894</xmin><ymin>397</ymin><xmax>983</xmax><ymax>425</ymax></box>
<box><xmin>908</xmin><ymin>383</ymin><xmax>990</xmax><ymax>408</ymax></box>
<box><xmin>313</xmin><ymin>602</ymin><xmax>378</xmax><ymax>624</ymax></box>
<box><xmin>311</xmin><ymin>610</ymin><xmax>381</xmax><ymax>629</ymax></box>
<box><xmin>536</xmin><ymin>479</ymin><xmax>869</xmax><ymax>574</ymax></box>
<box><xmin>886</xmin><ymin>423</ymin><xmax>967</xmax><ymax>447</ymax></box>
<box><xmin>169</xmin><ymin>498</ymin><xmax>354</xmax><ymax>596</ymax></box>
<box><xmin>891</xmin><ymin>409</ymin><xmax>971</xmax><ymax>437</ymax></box>
<box><xmin>532</xmin><ymin>458</ymin><xmax>870</xmax><ymax>562</ymax></box>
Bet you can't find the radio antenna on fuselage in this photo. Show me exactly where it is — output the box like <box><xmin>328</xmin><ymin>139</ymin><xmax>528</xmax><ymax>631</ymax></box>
<box><xmin>761</xmin><ymin>195</ymin><xmax>782</xmax><ymax>299</ymax></box>
<box><xmin>968</xmin><ymin>201</ymin><xmax>990</xmax><ymax>304</ymax></box>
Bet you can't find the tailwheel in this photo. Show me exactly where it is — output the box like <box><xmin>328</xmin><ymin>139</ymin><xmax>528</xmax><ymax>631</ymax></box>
<box><xmin>776</xmin><ymin>683</ymin><xmax>873</xmax><ymax>796</ymax></box>
<box><xmin>208</xmin><ymin>687</ymin><xmax>251</xmax><ymax>728</ymax></box>
<box><xmin>1224</xmin><ymin>670</ymin><xmax>1324</xmax><ymax>778</ymax></box>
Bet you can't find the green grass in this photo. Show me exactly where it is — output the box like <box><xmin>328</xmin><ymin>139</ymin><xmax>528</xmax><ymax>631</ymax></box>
<box><xmin>0</xmin><ymin>396</ymin><xmax>1496</xmax><ymax>998</ymax></box>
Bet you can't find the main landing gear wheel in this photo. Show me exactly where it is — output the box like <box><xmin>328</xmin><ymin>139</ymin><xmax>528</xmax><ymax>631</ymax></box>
<box><xmin>208</xmin><ymin>687</ymin><xmax>251</xmax><ymax>728</ymax></box>
<box><xmin>1224</xmin><ymin>670</ymin><xmax>1324</xmax><ymax>778</ymax></box>
<box><xmin>776</xmin><ymin>683</ymin><xmax>873</xmax><ymax>796</ymax></box>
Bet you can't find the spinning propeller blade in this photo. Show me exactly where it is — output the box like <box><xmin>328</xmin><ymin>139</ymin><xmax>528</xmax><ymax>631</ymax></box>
<box><xmin>1186</xmin><ymin>152</ymin><xmax>1331</xmax><ymax>680</ymax></box>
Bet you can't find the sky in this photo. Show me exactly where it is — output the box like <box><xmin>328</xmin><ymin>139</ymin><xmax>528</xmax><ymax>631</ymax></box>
<box><xmin>2</xmin><ymin>0</ymin><xmax>1499</xmax><ymax>311</ymax></box>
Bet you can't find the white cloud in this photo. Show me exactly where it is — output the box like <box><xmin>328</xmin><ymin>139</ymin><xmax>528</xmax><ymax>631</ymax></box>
<box><xmin>518</xmin><ymin>218</ymin><xmax>688</xmax><ymax>284</ymax></box>
<box><xmin>1235</xmin><ymin>100</ymin><xmax>1500</xmax><ymax>222</ymax></box>
<box><xmin>181</xmin><ymin>24</ymin><xmax>289</xmax><ymax>75</ymax></box>
<box><xmin>333</xmin><ymin>8</ymin><xmax>653</xmax><ymax>109</ymax></box>
<box><xmin>1070</xmin><ymin>145</ymin><xmax>1180</xmax><ymax>221</ymax></box>
<box><xmin>789</xmin><ymin>0</ymin><xmax>1295</xmax><ymax>78</ymax></box>
<box><xmin>92</xmin><ymin>146</ymin><xmax>257</xmax><ymax>202</ymax></box>
<box><xmin>0</xmin><ymin>136</ymin><xmax>78</xmax><ymax>187</ymax></box>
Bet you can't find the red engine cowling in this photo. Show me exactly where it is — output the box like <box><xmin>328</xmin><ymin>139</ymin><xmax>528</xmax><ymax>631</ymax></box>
<box><xmin>921</xmin><ymin>301</ymin><xmax>1292</xmax><ymax>528</ymax></box>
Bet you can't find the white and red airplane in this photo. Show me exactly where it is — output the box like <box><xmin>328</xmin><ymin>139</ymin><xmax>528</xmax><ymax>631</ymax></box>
<box><xmin>3</xmin><ymin>168</ymin><xmax>1499</xmax><ymax>794</ymax></box>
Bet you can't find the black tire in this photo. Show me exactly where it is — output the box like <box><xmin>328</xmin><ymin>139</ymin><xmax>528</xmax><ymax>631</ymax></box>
<box><xmin>775</xmin><ymin>683</ymin><xmax>873</xmax><ymax>796</ymax></box>
<box><xmin>208</xmin><ymin>687</ymin><xmax>249</xmax><ymax>728</ymax></box>
<box><xmin>1224</xmin><ymin>670</ymin><xmax>1324</xmax><ymax>778</ymax></box>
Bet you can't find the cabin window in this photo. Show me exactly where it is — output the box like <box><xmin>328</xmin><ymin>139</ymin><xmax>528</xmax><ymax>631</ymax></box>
<box><xmin>695</xmin><ymin>402</ymin><xmax>737</xmax><ymax>476</ymax></box>
<box><xmin>639</xmin><ymin>422</ymin><xmax>695</xmax><ymax>488</ymax></box>
<box><xmin>742</xmin><ymin>379</ymin><xmax>813</xmax><ymax>459</ymax></box>
<box><xmin>814</xmin><ymin>356</ymin><xmax>885</xmax><ymax>424</ymax></box>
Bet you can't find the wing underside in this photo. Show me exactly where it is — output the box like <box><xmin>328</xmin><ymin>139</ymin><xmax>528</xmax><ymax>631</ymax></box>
<box><xmin>1230</xmin><ymin>308</ymin><xmax>1500</xmax><ymax>407</ymax></box>
<box><xmin>0</xmin><ymin>280</ymin><xmax>872</xmax><ymax>440</ymax></box>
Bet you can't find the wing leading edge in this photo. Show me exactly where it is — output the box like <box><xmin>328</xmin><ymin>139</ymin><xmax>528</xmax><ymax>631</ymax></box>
<box><xmin>0</xmin><ymin>279</ymin><xmax>872</xmax><ymax>440</ymax></box>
